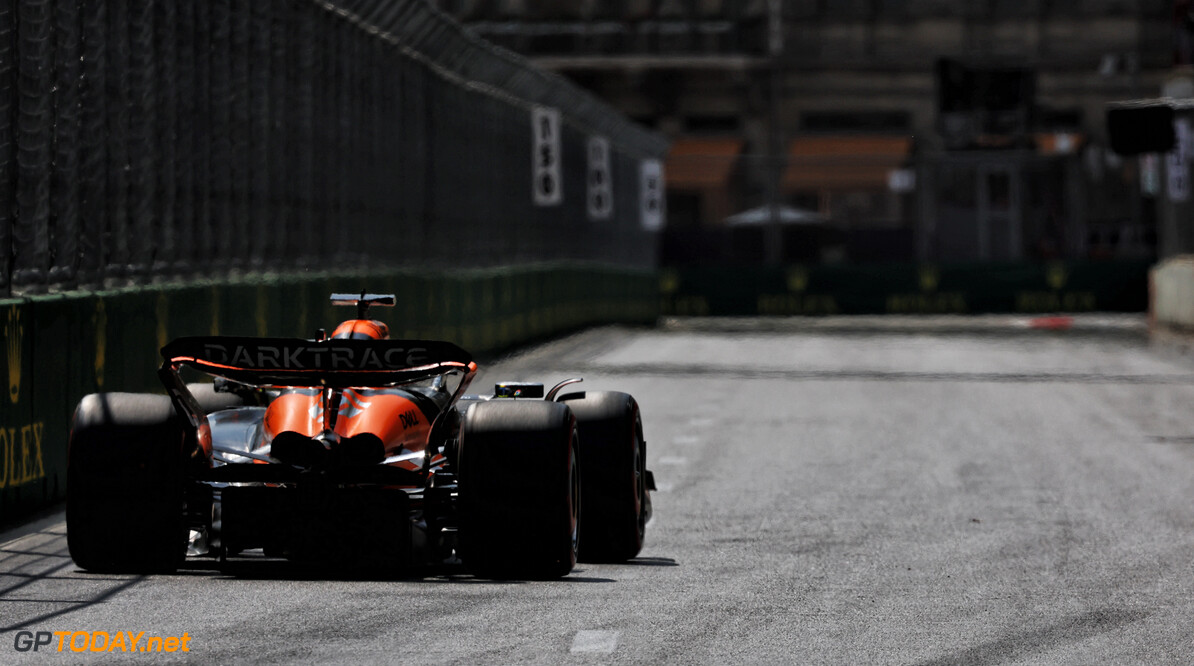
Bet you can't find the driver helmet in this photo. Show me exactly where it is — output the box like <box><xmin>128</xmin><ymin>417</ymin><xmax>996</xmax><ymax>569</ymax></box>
<box><xmin>330</xmin><ymin>319</ymin><xmax>390</xmax><ymax>340</ymax></box>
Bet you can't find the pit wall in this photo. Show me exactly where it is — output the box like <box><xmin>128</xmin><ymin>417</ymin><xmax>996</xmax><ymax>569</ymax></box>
<box><xmin>1150</xmin><ymin>256</ymin><xmax>1194</xmax><ymax>330</ymax></box>
<box><xmin>0</xmin><ymin>264</ymin><xmax>657</xmax><ymax>526</ymax></box>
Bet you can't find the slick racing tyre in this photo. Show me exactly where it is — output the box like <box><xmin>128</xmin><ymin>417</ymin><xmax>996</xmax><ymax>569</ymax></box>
<box><xmin>67</xmin><ymin>393</ymin><xmax>190</xmax><ymax>573</ymax></box>
<box><xmin>457</xmin><ymin>400</ymin><xmax>579</xmax><ymax>579</ymax></box>
<box><xmin>558</xmin><ymin>391</ymin><xmax>647</xmax><ymax>562</ymax></box>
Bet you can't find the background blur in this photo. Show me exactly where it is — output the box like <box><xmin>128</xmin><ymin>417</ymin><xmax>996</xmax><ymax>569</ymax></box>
<box><xmin>440</xmin><ymin>0</ymin><xmax>1177</xmax><ymax>269</ymax></box>
<box><xmin>439</xmin><ymin>2</ymin><xmax>1174</xmax><ymax>268</ymax></box>
<box><xmin>2</xmin><ymin>1</ymin><xmax>1187</xmax><ymax>312</ymax></box>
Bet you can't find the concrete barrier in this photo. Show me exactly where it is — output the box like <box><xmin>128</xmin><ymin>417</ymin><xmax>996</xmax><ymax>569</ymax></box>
<box><xmin>0</xmin><ymin>264</ymin><xmax>657</xmax><ymax>527</ymax></box>
<box><xmin>1150</xmin><ymin>256</ymin><xmax>1194</xmax><ymax>330</ymax></box>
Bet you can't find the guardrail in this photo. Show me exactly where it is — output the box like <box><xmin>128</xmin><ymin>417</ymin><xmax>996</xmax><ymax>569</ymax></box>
<box><xmin>0</xmin><ymin>265</ymin><xmax>658</xmax><ymax>526</ymax></box>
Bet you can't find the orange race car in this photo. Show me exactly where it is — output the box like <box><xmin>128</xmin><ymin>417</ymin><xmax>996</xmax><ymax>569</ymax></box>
<box><xmin>66</xmin><ymin>293</ymin><xmax>654</xmax><ymax>579</ymax></box>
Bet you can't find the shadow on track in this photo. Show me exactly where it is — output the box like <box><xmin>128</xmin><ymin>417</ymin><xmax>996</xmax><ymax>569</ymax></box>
<box><xmin>167</xmin><ymin>552</ymin><xmax>678</xmax><ymax>583</ymax></box>
<box><xmin>171</xmin><ymin>556</ymin><xmax>625</xmax><ymax>584</ymax></box>
<box><xmin>625</xmin><ymin>556</ymin><xmax>678</xmax><ymax>567</ymax></box>
<box><xmin>0</xmin><ymin>526</ymin><xmax>146</xmax><ymax>633</ymax></box>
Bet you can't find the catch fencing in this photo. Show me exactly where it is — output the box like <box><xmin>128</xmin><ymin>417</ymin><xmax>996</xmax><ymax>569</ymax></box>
<box><xmin>0</xmin><ymin>0</ymin><xmax>668</xmax><ymax>296</ymax></box>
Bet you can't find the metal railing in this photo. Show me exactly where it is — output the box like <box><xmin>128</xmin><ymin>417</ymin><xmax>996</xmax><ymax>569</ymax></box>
<box><xmin>0</xmin><ymin>0</ymin><xmax>668</xmax><ymax>296</ymax></box>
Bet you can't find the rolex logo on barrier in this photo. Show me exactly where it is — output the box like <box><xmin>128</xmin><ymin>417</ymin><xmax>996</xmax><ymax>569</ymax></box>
<box><xmin>919</xmin><ymin>265</ymin><xmax>939</xmax><ymax>293</ymax></box>
<box><xmin>659</xmin><ymin>270</ymin><xmax>679</xmax><ymax>296</ymax></box>
<box><xmin>0</xmin><ymin>306</ymin><xmax>43</xmax><ymax>488</ymax></box>
<box><xmin>786</xmin><ymin>267</ymin><xmax>808</xmax><ymax>293</ymax></box>
<box><xmin>1047</xmin><ymin>263</ymin><xmax>1068</xmax><ymax>291</ymax></box>
<box><xmin>6</xmin><ymin>307</ymin><xmax>21</xmax><ymax>404</ymax></box>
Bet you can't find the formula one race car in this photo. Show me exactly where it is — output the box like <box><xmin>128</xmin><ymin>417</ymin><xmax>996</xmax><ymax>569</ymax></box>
<box><xmin>66</xmin><ymin>293</ymin><xmax>654</xmax><ymax>578</ymax></box>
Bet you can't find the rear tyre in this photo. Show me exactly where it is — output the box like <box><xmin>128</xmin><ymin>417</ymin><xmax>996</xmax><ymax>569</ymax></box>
<box><xmin>67</xmin><ymin>393</ymin><xmax>190</xmax><ymax>573</ymax></box>
<box><xmin>457</xmin><ymin>400</ymin><xmax>579</xmax><ymax>579</ymax></box>
<box><xmin>558</xmin><ymin>391</ymin><xmax>647</xmax><ymax>562</ymax></box>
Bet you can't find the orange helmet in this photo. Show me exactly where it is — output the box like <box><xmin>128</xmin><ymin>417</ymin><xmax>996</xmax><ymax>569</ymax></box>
<box><xmin>330</xmin><ymin>319</ymin><xmax>390</xmax><ymax>340</ymax></box>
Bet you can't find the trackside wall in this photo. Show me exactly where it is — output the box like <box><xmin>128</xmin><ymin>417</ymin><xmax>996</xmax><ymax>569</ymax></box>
<box><xmin>660</xmin><ymin>261</ymin><xmax>1150</xmax><ymax>316</ymax></box>
<box><xmin>0</xmin><ymin>265</ymin><xmax>657</xmax><ymax>526</ymax></box>
<box><xmin>1151</xmin><ymin>255</ymin><xmax>1194</xmax><ymax>330</ymax></box>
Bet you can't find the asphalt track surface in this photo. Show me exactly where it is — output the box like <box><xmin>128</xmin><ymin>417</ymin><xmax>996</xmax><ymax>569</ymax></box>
<box><xmin>4</xmin><ymin>315</ymin><xmax>1194</xmax><ymax>664</ymax></box>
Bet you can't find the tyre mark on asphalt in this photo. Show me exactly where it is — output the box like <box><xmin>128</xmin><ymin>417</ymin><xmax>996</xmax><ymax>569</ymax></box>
<box><xmin>914</xmin><ymin>608</ymin><xmax>1148</xmax><ymax>666</ymax></box>
<box><xmin>1146</xmin><ymin>435</ymin><xmax>1194</xmax><ymax>444</ymax></box>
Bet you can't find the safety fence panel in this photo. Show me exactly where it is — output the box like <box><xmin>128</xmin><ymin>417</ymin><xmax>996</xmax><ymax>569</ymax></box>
<box><xmin>0</xmin><ymin>0</ymin><xmax>668</xmax><ymax>296</ymax></box>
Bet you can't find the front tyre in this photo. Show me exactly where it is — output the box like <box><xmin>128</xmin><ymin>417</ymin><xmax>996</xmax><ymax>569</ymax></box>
<box><xmin>66</xmin><ymin>393</ymin><xmax>190</xmax><ymax>573</ymax></box>
<box><xmin>457</xmin><ymin>400</ymin><xmax>579</xmax><ymax>579</ymax></box>
<box><xmin>558</xmin><ymin>391</ymin><xmax>647</xmax><ymax>562</ymax></box>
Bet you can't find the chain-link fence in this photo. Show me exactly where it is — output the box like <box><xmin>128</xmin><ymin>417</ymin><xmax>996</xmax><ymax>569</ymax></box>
<box><xmin>0</xmin><ymin>0</ymin><xmax>668</xmax><ymax>296</ymax></box>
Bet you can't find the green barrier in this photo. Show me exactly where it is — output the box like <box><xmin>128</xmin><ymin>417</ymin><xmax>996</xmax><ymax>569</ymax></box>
<box><xmin>1</xmin><ymin>298</ymin><xmax>40</xmax><ymax>519</ymax></box>
<box><xmin>99</xmin><ymin>290</ymin><xmax>163</xmax><ymax>392</ymax></box>
<box><xmin>661</xmin><ymin>261</ymin><xmax>1152</xmax><ymax>316</ymax></box>
<box><xmin>216</xmin><ymin>283</ymin><xmax>260</xmax><ymax>338</ymax></box>
<box><xmin>0</xmin><ymin>263</ymin><xmax>657</xmax><ymax>527</ymax></box>
<box><xmin>26</xmin><ymin>297</ymin><xmax>72</xmax><ymax>512</ymax></box>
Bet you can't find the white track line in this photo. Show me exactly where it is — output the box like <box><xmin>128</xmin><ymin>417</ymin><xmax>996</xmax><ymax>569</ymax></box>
<box><xmin>570</xmin><ymin>630</ymin><xmax>619</xmax><ymax>655</ymax></box>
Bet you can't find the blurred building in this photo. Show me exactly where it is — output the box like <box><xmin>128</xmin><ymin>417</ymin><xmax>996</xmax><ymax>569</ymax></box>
<box><xmin>436</xmin><ymin>0</ymin><xmax>1175</xmax><ymax>265</ymax></box>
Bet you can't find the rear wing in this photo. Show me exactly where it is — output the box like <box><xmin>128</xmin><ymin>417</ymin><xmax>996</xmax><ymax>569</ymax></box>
<box><xmin>158</xmin><ymin>336</ymin><xmax>477</xmax><ymax>462</ymax></box>
<box><xmin>331</xmin><ymin>292</ymin><xmax>395</xmax><ymax>319</ymax></box>
<box><xmin>160</xmin><ymin>336</ymin><xmax>475</xmax><ymax>388</ymax></box>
